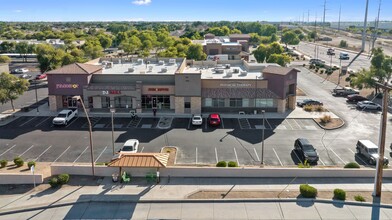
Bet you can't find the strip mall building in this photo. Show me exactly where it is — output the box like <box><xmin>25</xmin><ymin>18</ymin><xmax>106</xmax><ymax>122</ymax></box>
<box><xmin>47</xmin><ymin>58</ymin><xmax>298</xmax><ymax>114</ymax></box>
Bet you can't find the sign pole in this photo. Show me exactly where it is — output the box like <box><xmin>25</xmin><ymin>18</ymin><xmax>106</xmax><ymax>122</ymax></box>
<box><xmin>30</xmin><ymin>165</ymin><xmax>36</xmax><ymax>188</ymax></box>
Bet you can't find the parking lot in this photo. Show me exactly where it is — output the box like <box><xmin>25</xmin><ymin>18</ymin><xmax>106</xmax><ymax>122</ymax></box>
<box><xmin>1</xmin><ymin>113</ymin><xmax>388</xmax><ymax>167</ymax></box>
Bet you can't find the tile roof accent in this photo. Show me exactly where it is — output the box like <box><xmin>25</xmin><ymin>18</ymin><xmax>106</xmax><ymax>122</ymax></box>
<box><xmin>108</xmin><ymin>153</ymin><xmax>169</xmax><ymax>168</ymax></box>
<box><xmin>262</xmin><ymin>66</ymin><xmax>299</xmax><ymax>76</ymax></box>
<box><xmin>47</xmin><ymin>63</ymin><xmax>102</xmax><ymax>75</ymax></box>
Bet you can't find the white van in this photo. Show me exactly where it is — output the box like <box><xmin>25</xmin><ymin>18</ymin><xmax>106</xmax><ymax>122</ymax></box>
<box><xmin>339</xmin><ymin>52</ymin><xmax>350</xmax><ymax>60</ymax></box>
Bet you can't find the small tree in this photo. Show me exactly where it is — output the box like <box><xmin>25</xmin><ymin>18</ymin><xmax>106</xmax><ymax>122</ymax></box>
<box><xmin>0</xmin><ymin>72</ymin><xmax>30</xmax><ymax>111</ymax></box>
<box><xmin>186</xmin><ymin>44</ymin><xmax>206</xmax><ymax>61</ymax></box>
<box><xmin>339</xmin><ymin>40</ymin><xmax>348</xmax><ymax>48</ymax></box>
<box><xmin>281</xmin><ymin>31</ymin><xmax>300</xmax><ymax>48</ymax></box>
<box><xmin>0</xmin><ymin>55</ymin><xmax>11</xmax><ymax>63</ymax></box>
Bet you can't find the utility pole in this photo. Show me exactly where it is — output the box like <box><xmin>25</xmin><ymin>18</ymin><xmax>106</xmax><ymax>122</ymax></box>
<box><xmin>371</xmin><ymin>0</ymin><xmax>382</xmax><ymax>53</ymax></box>
<box><xmin>361</xmin><ymin>0</ymin><xmax>369</xmax><ymax>52</ymax></box>
<box><xmin>337</xmin><ymin>5</ymin><xmax>341</xmax><ymax>33</ymax></box>
<box><xmin>314</xmin><ymin>12</ymin><xmax>318</xmax><ymax>59</ymax></box>
<box><xmin>308</xmin><ymin>10</ymin><xmax>310</xmax><ymax>24</ymax></box>
<box><xmin>322</xmin><ymin>0</ymin><xmax>327</xmax><ymax>33</ymax></box>
<box><xmin>373</xmin><ymin>82</ymin><xmax>392</xmax><ymax>197</ymax></box>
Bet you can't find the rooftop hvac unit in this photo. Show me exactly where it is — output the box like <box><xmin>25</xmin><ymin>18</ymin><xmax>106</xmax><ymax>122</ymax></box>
<box><xmin>106</xmin><ymin>62</ymin><xmax>113</xmax><ymax>68</ymax></box>
<box><xmin>233</xmin><ymin>68</ymin><xmax>240</xmax><ymax>73</ymax></box>
<box><xmin>240</xmin><ymin>71</ymin><xmax>248</xmax><ymax>76</ymax></box>
<box><xmin>158</xmin><ymin>60</ymin><xmax>165</xmax><ymax>65</ymax></box>
<box><xmin>137</xmin><ymin>59</ymin><xmax>143</xmax><ymax>65</ymax></box>
<box><xmin>161</xmin><ymin>67</ymin><xmax>168</xmax><ymax>73</ymax></box>
<box><xmin>128</xmin><ymin>67</ymin><xmax>134</xmax><ymax>73</ymax></box>
<box><xmin>148</xmin><ymin>66</ymin><xmax>153</xmax><ymax>72</ymax></box>
<box><xmin>225</xmin><ymin>64</ymin><xmax>231</xmax><ymax>69</ymax></box>
<box><xmin>215</xmin><ymin>68</ymin><xmax>224</xmax><ymax>74</ymax></box>
<box><xmin>169</xmin><ymin>59</ymin><xmax>176</xmax><ymax>65</ymax></box>
<box><xmin>226</xmin><ymin>72</ymin><xmax>232</xmax><ymax>77</ymax></box>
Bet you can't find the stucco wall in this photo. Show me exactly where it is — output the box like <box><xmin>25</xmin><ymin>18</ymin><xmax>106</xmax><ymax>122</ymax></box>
<box><xmin>190</xmin><ymin>97</ymin><xmax>201</xmax><ymax>114</ymax></box>
<box><xmin>0</xmin><ymin>173</ymin><xmax>43</xmax><ymax>184</ymax></box>
<box><xmin>175</xmin><ymin>97</ymin><xmax>184</xmax><ymax>114</ymax></box>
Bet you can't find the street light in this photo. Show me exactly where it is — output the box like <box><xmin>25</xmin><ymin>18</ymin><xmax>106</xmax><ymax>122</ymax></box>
<box><xmin>110</xmin><ymin>107</ymin><xmax>115</xmax><ymax>155</ymax></box>
<box><xmin>72</xmin><ymin>96</ymin><xmax>95</xmax><ymax>176</ymax></box>
<box><xmin>261</xmin><ymin>109</ymin><xmax>265</xmax><ymax>165</ymax></box>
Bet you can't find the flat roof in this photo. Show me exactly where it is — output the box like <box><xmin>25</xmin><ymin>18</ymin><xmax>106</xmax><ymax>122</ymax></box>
<box><xmin>184</xmin><ymin>64</ymin><xmax>263</xmax><ymax>80</ymax></box>
<box><xmin>101</xmin><ymin>61</ymin><xmax>180</xmax><ymax>75</ymax></box>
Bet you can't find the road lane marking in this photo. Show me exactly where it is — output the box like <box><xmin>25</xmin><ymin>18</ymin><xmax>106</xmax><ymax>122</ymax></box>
<box><xmin>204</xmin><ymin>121</ymin><xmax>207</xmax><ymax>130</ymax></box>
<box><xmin>66</xmin><ymin>117</ymin><xmax>79</xmax><ymax>128</ymax></box>
<box><xmin>215</xmin><ymin>148</ymin><xmax>218</xmax><ymax>163</ymax></box>
<box><xmin>253</xmin><ymin>148</ymin><xmax>260</xmax><ymax>161</ymax></box>
<box><xmin>273</xmin><ymin>148</ymin><xmax>283</xmax><ymax>166</ymax></box>
<box><xmin>140</xmin><ymin>146</ymin><xmax>144</xmax><ymax>153</ymax></box>
<box><xmin>19</xmin><ymin>145</ymin><xmax>34</xmax><ymax>157</ymax></box>
<box><xmin>234</xmin><ymin>148</ymin><xmax>239</xmax><ymax>166</ymax></box>
<box><xmin>52</xmin><ymin>146</ymin><xmax>71</xmax><ymax>163</ymax></box>
<box><xmin>0</xmin><ymin>145</ymin><xmax>17</xmax><ymax>156</ymax></box>
<box><xmin>195</xmin><ymin>147</ymin><xmax>198</xmax><ymax>164</ymax></box>
<box><xmin>94</xmin><ymin>146</ymin><xmax>107</xmax><ymax>163</ymax></box>
<box><xmin>34</xmin><ymin>117</ymin><xmax>50</xmax><ymax>127</ymax></box>
<box><xmin>135</xmin><ymin>118</ymin><xmax>142</xmax><ymax>128</ymax></box>
<box><xmin>318</xmin><ymin>158</ymin><xmax>326</xmax><ymax>166</ymax></box>
<box><xmin>348</xmin><ymin>148</ymin><xmax>368</xmax><ymax>165</ymax></box>
<box><xmin>329</xmin><ymin>148</ymin><xmax>347</xmax><ymax>164</ymax></box>
<box><xmin>284</xmin><ymin>119</ymin><xmax>294</xmax><ymax>130</ymax></box>
<box><xmin>292</xmin><ymin>119</ymin><xmax>301</xmax><ymax>128</ymax></box>
<box><xmin>34</xmin><ymin>145</ymin><xmax>52</xmax><ymax>161</ymax></box>
<box><xmin>265</xmin><ymin>119</ymin><xmax>273</xmax><ymax>129</ymax></box>
<box><xmin>73</xmin><ymin>146</ymin><xmax>89</xmax><ymax>163</ymax></box>
<box><xmin>19</xmin><ymin>117</ymin><xmax>37</xmax><ymax>127</ymax></box>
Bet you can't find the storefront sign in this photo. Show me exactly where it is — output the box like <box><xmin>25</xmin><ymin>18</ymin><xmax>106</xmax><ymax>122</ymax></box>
<box><xmin>148</xmin><ymin>88</ymin><xmax>169</xmax><ymax>92</ymax></box>
<box><xmin>56</xmin><ymin>84</ymin><xmax>79</xmax><ymax>89</ymax></box>
<box><xmin>219</xmin><ymin>83</ymin><xmax>252</xmax><ymax>87</ymax></box>
<box><xmin>102</xmin><ymin>90</ymin><xmax>121</xmax><ymax>95</ymax></box>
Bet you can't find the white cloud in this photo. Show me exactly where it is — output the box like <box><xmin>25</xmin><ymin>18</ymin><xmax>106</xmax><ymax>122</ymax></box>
<box><xmin>132</xmin><ymin>0</ymin><xmax>151</xmax><ymax>5</ymax></box>
<box><xmin>128</xmin><ymin>18</ymin><xmax>144</xmax><ymax>21</ymax></box>
<box><xmin>13</xmin><ymin>10</ymin><xmax>22</xmax><ymax>13</ymax></box>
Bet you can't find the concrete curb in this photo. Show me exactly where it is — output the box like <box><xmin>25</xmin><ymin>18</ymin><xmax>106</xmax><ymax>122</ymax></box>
<box><xmin>313</xmin><ymin>117</ymin><xmax>345</xmax><ymax>130</ymax></box>
<box><xmin>1</xmin><ymin>197</ymin><xmax>392</xmax><ymax>216</ymax></box>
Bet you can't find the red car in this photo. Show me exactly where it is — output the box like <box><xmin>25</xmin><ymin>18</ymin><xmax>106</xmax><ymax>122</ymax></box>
<box><xmin>346</xmin><ymin>94</ymin><xmax>367</xmax><ymax>103</ymax></box>
<box><xmin>208</xmin><ymin>114</ymin><xmax>221</xmax><ymax>126</ymax></box>
<box><xmin>35</xmin><ymin>73</ymin><xmax>47</xmax><ymax>80</ymax></box>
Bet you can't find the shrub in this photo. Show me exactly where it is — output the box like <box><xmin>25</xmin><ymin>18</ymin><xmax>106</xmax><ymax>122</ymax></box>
<box><xmin>334</xmin><ymin>188</ymin><xmax>346</xmax><ymax>200</ymax></box>
<box><xmin>0</xmin><ymin>160</ymin><xmax>7</xmax><ymax>168</ymax></box>
<box><xmin>354</xmin><ymin>195</ymin><xmax>366</xmax><ymax>202</ymax></box>
<box><xmin>315</xmin><ymin>69</ymin><xmax>319</xmax><ymax>73</ymax></box>
<box><xmin>315</xmin><ymin>106</ymin><xmax>325</xmax><ymax>112</ymax></box>
<box><xmin>300</xmin><ymin>184</ymin><xmax>318</xmax><ymax>198</ymax></box>
<box><xmin>298</xmin><ymin>160</ymin><xmax>311</xmax><ymax>168</ymax></box>
<box><xmin>303</xmin><ymin>105</ymin><xmax>313</xmax><ymax>112</ymax></box>
<box><xmin>344</xmin><ymin>162</ymin><xmax>360</xmax><ymax>169</ymax></box>
<box><xmin>49</xmin><ymin>177</ymin><xmax>59</xmax><ymax>188</ymax></box>
<box><xmin>228</xmin><ymin>161</ymin><xmax>238</xmax><ymax>167</ymax></box>
<box><xmin>13</xmin><ymin>157</ymin><xmax>24</xmax><ymax>167</ymax></box>
<box><xmin>320</xmin><ymin>115</ymin><xmax>331</xmax><ymax>123</ymax></box>
<box><xmin>302</xmin><ymin>64</ymin><xmax>306</xmax><ymax>67</ymax></box>
<box><xmin>320</xmin><ymin>70</ymin><xmax>324</xmax><ymax>74</ymax></box>
<box><xmin>339</xmin><ymin>40</ymin><xmax>348</xmax><ymax>48</ymax></box>
<box><xmin>27</xmin><ymin>161</ymin><xmax>36</xmax><ymax>169</ymax></box>
<box><xmin>216</xmin><ymin>161</ymin><xmax>227</xmax><ymax>167</ymax></box>
<box><xmin>58</xmin><ymin>174</ymin><xmax>70</xmax><ymax>184</ymax></box>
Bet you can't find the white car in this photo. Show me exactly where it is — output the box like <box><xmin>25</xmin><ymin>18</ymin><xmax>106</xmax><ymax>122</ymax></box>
<box><xmin>192</xmin><ymin>115</ymin><xmax>203</xmax><ymax>126</ymax></box>
<box><xmin>356</xmin><ymin>101</ymin><xmax>381</xmax><ymax>110</ymax></box>
<box><xmin>119</xmin><ymin>139</ymin><xmax>139</xmax><ymax>153</ymax></box>
<box><xmin>14</xmin><ymin>68</ymin><xmax>29</xmax><ymax>74</ymax></box>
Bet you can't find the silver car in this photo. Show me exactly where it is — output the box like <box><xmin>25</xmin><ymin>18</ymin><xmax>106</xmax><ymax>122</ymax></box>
<box><xmin>191</xmin><ymin>115</ymin><xmax>203</xmax><ymax>126</ymax></box>
<box><xmin>356</xmin><ymin>101</ymin><xmax>381</xmax><ymax>110</ymax></box>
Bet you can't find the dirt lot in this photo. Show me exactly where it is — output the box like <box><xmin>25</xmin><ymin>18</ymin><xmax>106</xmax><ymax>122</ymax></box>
<box><xmin>188</xmin><ymin>190</ymin><xmax>392</xmax><ymax>204</ymax></box>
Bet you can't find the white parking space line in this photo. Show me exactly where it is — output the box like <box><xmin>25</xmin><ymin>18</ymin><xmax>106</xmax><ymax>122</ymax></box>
<box><xmin>135</xmin><ymin>118</ymin><xmax>142</xmax><ymax>128</ymax></box>
<box><xmin>34</xmin><ymin>145</ymin><xmax>52</xmax><ymax>161</ymax></box>
<box><xmin>292</xmin><ymin>119</ymin><xmax>301</xmax><ymax>128</ymax></box>
<box><xmin>284</xmin><ymin>119</ymin><xmax>294</xmax><ymax>130</ymax></box>
<box><xmin>204</xmin><ymin>121</ymin><xmax>207</xmax><ymax>130</ymax></box>
<box><xmin>140</xmin><ymin>146</ymin><xmax>144</xmax><ymax>153</ymax></box>
<box><xmin>329</xmin><ymin>148</ymin><xmax>347</xmax><ymax>164</ymax></box>
<box><xmin>318</xmin><ymin>158</ymin><xmax>326</xmax><ymax>166</ymax></box>
<box><xmin>0</xmin><ymin>144</ymin><xmax>16</xmax><ymax>156</ymax></box>
<box><xmin>265</xmin><ymin>119</ymin><xmax>273</xmax><ymax>129</ymax></box>
<box><xmin>215</xmin><ymin>148</ymin><xmax>219</xmax><ymax>163</ymax></box>
<box><xmin>34</xmin><ymin>117</ymin><xmax>50</xmax><ymax>127</ymax></box>
<box><xmin>19</xmin><ymin>117</ymin><xmax>37</xmax><ymax>127</ymax></box>
<box><xmin>293</xmin><ymin>150</ymin><xmax>302</xmax><ymax>163</ymax></box>
<box><xmin>195</xmin><ymin>147</ymin><xmax>198</xmax><ymax>164</ymax></box>
<box><xmin>94</xmin><ymin>146</ymin><xmax>107</xmax><ymax>163</ymax></box>
<box><xmin>348</xmin><ymin>148</ymin><xmax>368</xmax><ymax>165</ymax></box>
<box><xmin>273</xmin><ymin>148</ymin><xmax>283</xmax><ymax>166</ymax></box>
<box><xmin>52</xmin><ymin>146</ymin><xmax>71</xmax><ymax>163</ymax></box>
<box><xmin>66</xmin><ymin>117</ymin><xmax>79</xmax><ymax>128</ymax></box>
<box><xmin>73</xmin><ymin>146</ymin><xmax>89</xmax><ymax>163</ymax></box>
<box><xmin>234</xmin><ymin>148</ymin><xmax>239</xmax><ymax>166</ymax></box>
<box><xmin>221</xmin><ymin>119</ymin><xmax>225</xmax><ymax>129</ymax></box>
<box><xmin>187</xmin><ymin>118</ymin><xmax>191</xmax><ymax>129</ymax></box>
<box><xmin>253</xmin><ymin>148</ymin><xmax>260</xmax><ymax>161</ymax></box>
<box><xmin>19</xmin><ymin>145</ymin><xmax>35</xmax><ymax>157</ymax></box>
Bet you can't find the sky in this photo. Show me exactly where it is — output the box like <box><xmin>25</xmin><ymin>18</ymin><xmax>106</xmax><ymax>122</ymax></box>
<box><xmin>0</xmin><ymin>0</ymin><xmax>390</xmax><ymax>22</ymax></box>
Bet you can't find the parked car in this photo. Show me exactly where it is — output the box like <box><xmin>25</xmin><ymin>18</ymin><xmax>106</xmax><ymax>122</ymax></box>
<box><xmin>346</xmin><ymin>94</ymin><xmax>368</xmax><ymax>103</ymax></box>
<box><xmin>12</xmin><ymin>68</ymin><xmax>29</xmax><ymax>74</ymax></box>
<box><xmin>309</xmin><ymin>59</ymin><xmax>325</xmax><ymax>65</ymax></box>
<box><xmin>191</xmin><ymin>114</ymin><xmax>203</xmax><ymax>126</ymax></box>
<box><xmin>35</xmin><ymin>73</ymin><xmax>47</xmax><ymax>80</ymax></box>
<box><xmin>356</xmin><ymin>140</ymin><xmax>388</xmax><ymax>165</ymax></box>
<box><xmin>339</xmin><ymin>52</ymin><xmax>350</xmax><ymax>60</ymax></box>
<box><xmin>296</xmin><ymin>99</ymin><xmax>323</xmax><ymax>107</ymax></box>
<box><xmin>19</xmin><ymin>74</ymin><xmax>32</xmax><ymax>79</ymax></box>
<box><xmin>294</xmin><ymin>138</ymin><xmax>319</xmax><ymax>164</ymax></box>
<box><xmin>118</xmin><ymin>139</ymin><xmax>139</xmax><ymax>153</ymax></box>
<box><xmin>327</xmin><ymin>48</ymin><xmax>335</xmax><ymax>55</ymax></box>
<box><xmin>208</xmin><ymin>113</ymin><xmax>221</xmax><ymax>126</ymax></box>
<box><xmin>52</xmin><ymin>109</ymin><xmax>78</xmax><ymax>126</ymax></box>
<box><xmin>332</xmin><ymin>87</ymin><xmax>359</xmax><ymax>96</ymax></box>
<box><xmin>356</xmin><ymin>101</ymin><xmax>381</xmax><ymax>110</ymax></box>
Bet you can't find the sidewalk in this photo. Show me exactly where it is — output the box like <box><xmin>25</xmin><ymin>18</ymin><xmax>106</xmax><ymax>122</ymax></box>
<box><xmin>1</xmin><ymin>177</ymin><xmax>392</xmax><ymax>219</ymax></box>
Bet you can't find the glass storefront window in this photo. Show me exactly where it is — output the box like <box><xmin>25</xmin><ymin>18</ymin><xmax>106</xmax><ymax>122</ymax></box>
<box><xmin>114</xmin><ymin>96</ymin><xmax>132</xmax><ymax>108</ymax></box>
<box><xmin>212</xmin><ymin>98</ymin><xmax>225</xmax><ymax>107</ymax></box>
<box><xmin>243</xmin><ymin>99</ymin><xmax>249</xmax><ymax>107</ymax></box>
<box><xmin>141</xmin><ymin>95</ymin><xmax>170</xmax><ymax>109</ymax></box>
<box><xmin>229</xmin><ymin>98</ymin><xmax>242</xmax><ymax>107</ymax></box>
<box><xmin>255</xmin><ymin>99</ymin><xmax>274</xmax><ymax>107</ymax></box>
<box><xmin>101</xmin><ymin>96</ymin><xmax>110</xmax><ymax>108</ymax></box>
<box><xmin>204</xmin><ymin>98</ymin><xmax>212</xmax><ymax>107</ymax></box>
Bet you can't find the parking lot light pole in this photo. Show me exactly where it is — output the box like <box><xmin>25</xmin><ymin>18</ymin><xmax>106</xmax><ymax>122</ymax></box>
<box><xmin>261</xmin><ymin>110</ymin><xmax>265</xmax><ymax>165</ymax></box>
<box><xmin>73</xmin><ymin>96</ymin><xmax>95</xmax><ymax>176</ymax></box>
<box><xmin>35</xmin><ymin>80</ymin><xmax>39</xmax><ymax>113</ymax></box>
<box><xmin>110</xmin><ymin>108</ymin><xmax>115</xmax><ymax>155</ymax></box>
